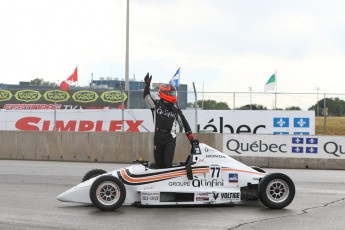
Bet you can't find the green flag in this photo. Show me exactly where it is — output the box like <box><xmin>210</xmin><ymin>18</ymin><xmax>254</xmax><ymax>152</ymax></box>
<box><xmin>264</xmin><ymin>73</ymin><xmax>276</xmax><ymax>92</ymax></box>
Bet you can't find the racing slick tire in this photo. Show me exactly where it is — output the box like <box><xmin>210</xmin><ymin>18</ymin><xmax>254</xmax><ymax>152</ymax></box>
<box><xmin>258</xmin><ymin>173</ymin><xmax>295</xmax><ymax>209</ymax></box>
<box><xmin>82</xmin><ymin>169</ymin><xmax>107</xmax><ymax>182</ymax></box>
<box><xmin>90</xmin><ymin>175</ymin><xmax>126</xmax><ymax>211</ymax></box>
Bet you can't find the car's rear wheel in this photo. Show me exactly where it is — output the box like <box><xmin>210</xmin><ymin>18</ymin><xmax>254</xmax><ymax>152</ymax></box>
<box><xmin>258</xmin><ymin>173</ymin><xmax>295</xmax><ymax>209</ymax></box>
<box><xmin>82</xmin><ymin>169</ymin><xmax>107</xmax><ymax>182</ymax></box>
<box><xmin>90</xmin><ymin>175</ymin><xmax>126</xmax><ymax>211</ymax></box>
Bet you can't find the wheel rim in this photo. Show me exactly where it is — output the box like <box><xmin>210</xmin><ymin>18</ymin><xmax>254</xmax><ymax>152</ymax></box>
<box><xmin>96</xmin><ymin>181</ymin><xmax>121</xmax><ymax>205</ymax></box>
<box><xmin>266</xmin><ymin>179</ymin><xmax>289</xmax><ymax>203</ymax></box>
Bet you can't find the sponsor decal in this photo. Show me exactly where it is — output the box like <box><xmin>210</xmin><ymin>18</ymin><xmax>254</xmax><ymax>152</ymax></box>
<box><xmin>14</xmin><ymin>90</ymin><xmax>41</xmax><ymax>102</ymax></box>
<box><xmin>43</xmin><ymin>90</ymin><xmax>70</xmax><ymax>102</ymax></box>
<box><xmin>196</xmin><ymin>193</ymin><xmax>209</xmax><ymax>196</ymax></box>
<box><xmin>196</xmin><ymin>197</ymin><xmax>209</xmax><ymax>201</ymax></box>
<box><xmin>228</xmin><ymin>173</ymin><xmax>238</xmax><ymax>183</ymax></box>
<box><xmin>198</xmin><ymin>117</ymin><xmax>266</xmax><ymax>134</ymax></box>
<box><xmin>226</xmin><ymin>139</ymin><xmax>287</xmax><ymax>154</ymax></box>
<box><xmin>294</xmin><ymin>118</ymin><xmax>310</xmax><ymax>128</ymax></box>
<box><xmin>206</xmin><ymin>154</ymin><xmax>225</xmax><ymax>158</ymax></box>
<box><xmin>220</xmin><ymin>192</ymin><xmax>240</xmax><ymax>200</ymax></box>
<box><xmin>0</xmin><ymin>90</ymin><xmax>13</xmax><ymax>101</ymax></box>
<box><xmin>192</xmin><ymin>178</ymin><xmax>224</xmax><ymax>187</ymax></box>
<box><xmin>168</xmin><ymin>182</ymin><xmax>191</xmax><ymax>186</ymax></box>
<box><xmin>273</xmin><ymin>117</ymin><xmax>289</xmax><ymax>128</ymax></box>
<box><xmin>100</xmin><ymin>91</ymin><xmax>127</xmax><ymax>103</ymax></box>
<box><xmin>72</xmin><ymin>90</ymin><xmax>98</xmax><ymax>103</ymax></box>
<box><xmin>15</xmin><ymin>116</ymin><xmax>143</xmax><ymax>132</ymax></box>
<box><xmin>212</xmin><ymin>192</ymin><xmax>219</xmax><ymax>200</ymax></box>
<box><xmin>142</xmin><ymin>192</ymin><xmax>159</xmax><ymax>201</ymax></box>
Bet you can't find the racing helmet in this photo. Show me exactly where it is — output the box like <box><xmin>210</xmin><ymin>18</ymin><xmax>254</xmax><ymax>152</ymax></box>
<box><xmin>159</xmin><ymin>84</ymin><xmax>177</xmax><ymax>103</ymax></box>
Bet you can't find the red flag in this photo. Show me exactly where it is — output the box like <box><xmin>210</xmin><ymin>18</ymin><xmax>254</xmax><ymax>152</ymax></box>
<box><xmin>60</xmin><ymin>67</ymin><xmax>78</xmax><ymax>91</ymax></box>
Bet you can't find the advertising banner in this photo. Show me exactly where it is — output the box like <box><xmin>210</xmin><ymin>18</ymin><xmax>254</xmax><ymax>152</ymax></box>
<box><xmin>195</xmin><ymin>110</ymin><xmax>314</xmax><ymax>135</ymax></box>
<box><xmin>0</xmin><ymin>109</ymin><xmax>314</xmax><ymax>134</ymax></box>
<box><xmin>223</xmin><ymin>134</ymin><xmax>345</xmax><ymax>159</ymax></box>
<box><xmin>0</xmin><ymin>89</ymin><xmax>127</xmax><ymax>110</ymax></box>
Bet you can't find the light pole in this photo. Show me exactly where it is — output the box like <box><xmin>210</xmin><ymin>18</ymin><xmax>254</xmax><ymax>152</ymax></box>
<box><xmin>249</xmin><ymin>87</ymin><xmax>252</xmax><ymax>110</ymax></box>
<box><xmin>315</xmin><ymin>87</ymin><xmax>320</xmax><ymax>116</ymax></box>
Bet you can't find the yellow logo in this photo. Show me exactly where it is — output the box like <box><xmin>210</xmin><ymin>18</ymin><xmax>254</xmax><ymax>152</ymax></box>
<box><xmin>43</xmin><ymin>90</ymin><xmax>70</xmax><ymax>102</ymax></box>
<box><xmin>14</xmin><ymin>90</ymin><xmax>41</xmax><ymax>102</ymax></box>
<box><xmin>100</xmin><ymin>91</ymin><xmax>127</xmax><ymax>103</ymax></box>
<box><xmin>72</xmin><ymin>90</ymin><xmax>98</xmax><ymax>103</ymax></box>
<box><xmin>0</xmin><ymin>90</ymin><xmax>13</xmax><ymax>101</ymax></box>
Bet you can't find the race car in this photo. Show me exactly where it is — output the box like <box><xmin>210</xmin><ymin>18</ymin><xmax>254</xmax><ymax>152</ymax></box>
<box><xmin>57</xmin><ymin>142</ymin><xmax>295</xmax><ymax>211</ymax></box>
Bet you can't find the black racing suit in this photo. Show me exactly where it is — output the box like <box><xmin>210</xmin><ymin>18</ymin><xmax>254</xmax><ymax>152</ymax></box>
<box><xmin>144</xmin><ymin>87</ymin><xmax>193</xmax><ymax>169</ymax></box>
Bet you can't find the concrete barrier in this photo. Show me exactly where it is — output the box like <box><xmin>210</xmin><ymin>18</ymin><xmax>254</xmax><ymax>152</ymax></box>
<box><xmin>1</xmin><ymin>131</ymin><xmax>345</xmax><ymax>169</ymax></box>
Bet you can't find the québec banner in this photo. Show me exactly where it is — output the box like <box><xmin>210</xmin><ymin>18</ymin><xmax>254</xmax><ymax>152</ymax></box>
<box><xmin>223</xmin><ymin>134</ymin><xmax>345</xmax><ymax>159</ymax></box>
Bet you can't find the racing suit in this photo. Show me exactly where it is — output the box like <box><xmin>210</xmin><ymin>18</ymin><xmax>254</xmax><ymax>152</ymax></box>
<box><xmin>144</xmin><ymin>80</ymin><xmax>194</xmax><ymax>168</ymax></box>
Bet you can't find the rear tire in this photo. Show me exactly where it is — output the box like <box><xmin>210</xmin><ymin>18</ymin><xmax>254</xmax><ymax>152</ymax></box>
<box><xmin>82</xmin><ymin>169</ymin><xmax>107</xmax><ymax>182</ymax></box>
<box><xmin>90</xmin><ymin>175</ymin><xmax>126</xmax><ymax>211</ymax></box>
<box><xmin>258</xmin><ymin>173</ymin><xmax>295</xmax><ymax>209</ymax></box>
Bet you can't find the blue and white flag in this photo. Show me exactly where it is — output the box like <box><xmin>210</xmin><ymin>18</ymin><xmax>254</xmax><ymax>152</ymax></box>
<box><xmin>169</xmin><ymin>68</ymin><xmax>180</xmax><ymax>90</ymax></box>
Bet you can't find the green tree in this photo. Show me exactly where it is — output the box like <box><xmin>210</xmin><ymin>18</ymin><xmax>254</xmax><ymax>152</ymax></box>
<box><xmin>309</xmin><ymin>97</ymin><xmax>345</xmax><ymax>116</ymax></box>
<box><xmin>30</xmin><ymin>78</ymin><xmax>56</xmax><ymax>87</ymax></box>
<box><xmin>237</xmin><ymin>104</ymin><xmax>267</xmax><ymax>110</ymax></box>
<box><xmin>194</xmin><ymin>99</ymin><xmax>230</xmax><ymax>110</ymax></box>
<box><xmin>285</xmin><ymin>106</ymin><xmax>301</xmax><ymax>110</ymax></box>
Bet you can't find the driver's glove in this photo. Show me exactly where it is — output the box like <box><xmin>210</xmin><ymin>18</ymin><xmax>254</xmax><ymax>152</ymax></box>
<box><xmin>144</xmin><ymin>73</ymin><xmax>152</xmax><ymax>87</ymax></box>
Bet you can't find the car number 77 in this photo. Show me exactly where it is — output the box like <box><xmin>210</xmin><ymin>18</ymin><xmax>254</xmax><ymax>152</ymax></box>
<box><xmin>209</xmin><ymin>166</ymin><xmax>221</xmax><ymax>178</ymax></box>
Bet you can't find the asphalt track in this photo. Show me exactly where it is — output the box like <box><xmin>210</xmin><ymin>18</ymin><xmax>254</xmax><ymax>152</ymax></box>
<box><xmin>1</xmin><ymin>160</ymin><xmax>345</xmax><ymax>230</ymax></box>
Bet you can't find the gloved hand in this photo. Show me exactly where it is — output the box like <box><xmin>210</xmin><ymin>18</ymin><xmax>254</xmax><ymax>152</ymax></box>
<box><xmin>187</xmin><ymin>133</ymin><xmax>198</xmax><ymax>145</ymax></box>
<box><xmin>144</xmin><ymin>72</ymin><xmax>152</xmax><ymax>87</ymax></box>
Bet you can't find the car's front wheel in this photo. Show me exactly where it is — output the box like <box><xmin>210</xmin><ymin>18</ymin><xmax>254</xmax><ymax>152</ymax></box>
<box><xmin>90</xmin><ymin>175</ymin><xmax>126</xmax><ymax>211</ymax></box>
<box><xmin>258</xmin><ymin>173</ymin><xmax>295</xmax><ymax>209</ymax></box>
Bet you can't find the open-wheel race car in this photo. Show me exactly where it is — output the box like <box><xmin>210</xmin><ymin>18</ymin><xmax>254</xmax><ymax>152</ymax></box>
<box><xmin>57</xmin><ymin>142</ymin><xmax>295</xmax><ymax>211</ymax></box>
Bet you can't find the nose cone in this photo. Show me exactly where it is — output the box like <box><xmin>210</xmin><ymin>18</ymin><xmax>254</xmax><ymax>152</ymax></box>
<box><xmin>57</xmin><ymin>185</ymin><xmax>92</xmax><ymax>204</ymax></box>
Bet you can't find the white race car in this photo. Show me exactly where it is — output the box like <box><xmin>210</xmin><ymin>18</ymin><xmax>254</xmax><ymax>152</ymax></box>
<box><xmin>57</xmin><ymin>142</ymin><xmax>295</xmax><ymax>211</ymax></box>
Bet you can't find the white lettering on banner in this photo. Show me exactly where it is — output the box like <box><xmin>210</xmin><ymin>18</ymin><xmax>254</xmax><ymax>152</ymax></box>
<box><xmin>223</xmin><ymin>134</ymin><xmax>345</xmax><ymax>159</ymax></box>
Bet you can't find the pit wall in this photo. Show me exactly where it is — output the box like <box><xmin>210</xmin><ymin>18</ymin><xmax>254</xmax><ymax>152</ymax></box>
<box><xmin>0</xmin><ymin>131</ymin><xmax>344</xmax><ymax>170</ymax></box>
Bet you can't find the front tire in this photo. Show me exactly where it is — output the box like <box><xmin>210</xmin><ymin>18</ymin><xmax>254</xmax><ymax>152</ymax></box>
<box><xmin>258</xmin><ymin>173</ymin><xmax>295</xmax><ymax>209</ymax></box>
<box><xmin>82</xmin><ymin>169</ymin><xmax>107</xmax><ymax>182</ymax></box>
<box><xmin>90</xmin><ymin>175</ymin><xmax>126</xmax><ymax>211</ymax></box>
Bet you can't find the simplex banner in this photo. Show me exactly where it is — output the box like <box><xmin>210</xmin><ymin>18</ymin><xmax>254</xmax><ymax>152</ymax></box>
<box><xmin>0</xmin><ymin>110</ymin><xmax>314</xmax><ymax>134</ymax></box>
<box><xmin>223</xmin><ymin>134</ymin><xmax>345</xmax><ymax>159</ymax></box>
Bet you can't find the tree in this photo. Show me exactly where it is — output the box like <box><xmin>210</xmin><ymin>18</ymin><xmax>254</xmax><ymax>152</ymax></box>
<box><xmin>189</xmin><ymin>99</ymin><xmax>230</xmax><ymax>110</ymax></box>
<box><xmin>237</xmin><ymin>104</ymin><xmax>267</xmax><ymax>110</ymax></box>
<box><xmin>285</xmin><ymin>106</ymin><xmax>301</xmax><ymax>110</ymax></box>
<box><xmin>309</xmin><ymin>97</ymin><xmax>345</xmax><ymax>116</ymax></box>
<box><xmin>30</xmin><ymin>78</ymin><xmax>56</xmax><ymax>87</ymax></box>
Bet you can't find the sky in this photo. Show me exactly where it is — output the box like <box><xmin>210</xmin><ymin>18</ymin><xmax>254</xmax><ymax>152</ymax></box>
<box><xmin>1</xmin><ymin>0</ymin><xmax>345</xmax><ymax>109</ymax></box>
